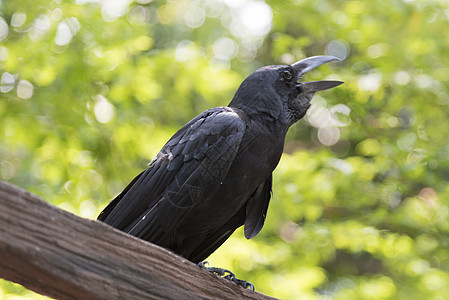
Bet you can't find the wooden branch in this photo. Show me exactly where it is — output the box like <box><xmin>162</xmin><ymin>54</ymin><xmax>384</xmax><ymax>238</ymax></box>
<box><xmin>0</xmin><ymin>180</ymin><xmax>276</xmax><ymax>300</ymax></box>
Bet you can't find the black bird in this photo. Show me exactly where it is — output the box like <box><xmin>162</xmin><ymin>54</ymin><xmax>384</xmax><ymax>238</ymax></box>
<box><xmin>98</xmin><ymin>55</ymin><xmax>343</xmax><ymax>264</ymax></box>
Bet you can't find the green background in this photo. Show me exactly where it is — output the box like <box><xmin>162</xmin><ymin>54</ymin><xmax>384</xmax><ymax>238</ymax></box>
<box><xmin>1</xmin><ymin>0</ymin><xmax>449</xmax><ymax>299</ymax></box>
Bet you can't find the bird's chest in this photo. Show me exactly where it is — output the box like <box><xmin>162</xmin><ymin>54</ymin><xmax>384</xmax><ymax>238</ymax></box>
<box><xmin>243</xmin><ymin>121</ymin><xmax>284</xmax><ymax>168</ymax></box>
<box><xmin>225</xmin><ymin>123</ymin><xmax>285</xmax><ymax>193</ymax></box>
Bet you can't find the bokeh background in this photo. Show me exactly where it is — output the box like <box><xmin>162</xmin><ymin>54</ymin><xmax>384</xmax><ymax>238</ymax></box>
<box><xmin>1</xmin><ymin>0</ymin><xmax>449</xmax><ymax>299</ymax></box>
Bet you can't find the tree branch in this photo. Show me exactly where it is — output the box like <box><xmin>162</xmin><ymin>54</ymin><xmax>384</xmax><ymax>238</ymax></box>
<box><xmin>0</xmin><ymin>180</ymin><xmax>276</xmax><ymax>300</ymax></box>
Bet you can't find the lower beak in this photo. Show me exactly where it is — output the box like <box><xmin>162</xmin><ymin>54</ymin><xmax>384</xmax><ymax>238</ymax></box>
<box><xmin>299</xmin><ymin>80</ymin><xmax>343</xmax><ymax>93</ymax></box>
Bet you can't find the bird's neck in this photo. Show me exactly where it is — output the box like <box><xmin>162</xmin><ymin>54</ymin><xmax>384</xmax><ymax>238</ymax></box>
<box><xmin>229</xmin><ymin>102</ymin><xmax>289</xmax><ymax>136</ymax></box>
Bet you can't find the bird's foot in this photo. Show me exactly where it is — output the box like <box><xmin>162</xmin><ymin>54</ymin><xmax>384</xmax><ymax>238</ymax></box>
<box><xmin>198</xmin><ymin>261</ymin><xmax>255</xmax><ymax>291</ymax></box>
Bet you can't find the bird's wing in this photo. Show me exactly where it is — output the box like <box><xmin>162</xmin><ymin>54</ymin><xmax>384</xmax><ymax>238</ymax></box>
<box><xmin>98</xmin><ymin>107</ymin><xmax>247</xmax><ymax>242</ymax></box>
<box><xmin>97</xmin><ymin>170</ymin><xmax>144</xmax><ymax>222</ymax></box>
<box><xmin>244</xmin><ymin>174</ymin><xmax>272</xmax><ymax>239</ymax></box>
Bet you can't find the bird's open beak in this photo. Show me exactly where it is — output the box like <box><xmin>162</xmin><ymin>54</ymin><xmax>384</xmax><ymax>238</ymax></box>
<box><xmin>292</xmin><ymin>55</ymin><xmax>344</xmax><ymax>92</ymax></box>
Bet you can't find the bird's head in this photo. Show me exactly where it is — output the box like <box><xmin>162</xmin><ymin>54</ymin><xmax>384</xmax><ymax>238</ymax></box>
<box><xmin>229</xmin><ymin>55</ymin><xmax>343</xmax><ymax>127</ymax></box>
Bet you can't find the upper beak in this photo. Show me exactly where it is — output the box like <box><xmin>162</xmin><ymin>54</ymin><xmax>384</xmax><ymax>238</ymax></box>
<box><xmin>291</xmin><ymin>55</ymin><xmax>344</xmax><ymax>92</ymax></box>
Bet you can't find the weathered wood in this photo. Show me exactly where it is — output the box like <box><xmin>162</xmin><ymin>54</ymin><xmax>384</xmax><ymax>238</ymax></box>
<box><xmin>0</xmin><ymin>180</ymin><xmax>276</xmax><ymax>300</ymax></box>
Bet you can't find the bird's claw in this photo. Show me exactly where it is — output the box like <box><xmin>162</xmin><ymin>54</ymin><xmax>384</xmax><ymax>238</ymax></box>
<box><xmin>198</xmin><ymin>261</ymin><xmax>235</xmax><ymax>278</ymax></box>
<box><xmin>232</xmin><ymin>278</ymin><xmax>255</xmax><ymax>291</ymax></box>
<box><xmin>198</xmin><ymin>261</ymin><xmax>255</xmax><ymax>291</ymax></box>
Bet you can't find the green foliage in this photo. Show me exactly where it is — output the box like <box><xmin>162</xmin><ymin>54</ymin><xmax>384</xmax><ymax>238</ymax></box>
<box><xmin>1</xmin><ymin>0</ymin><xmax>449</xmax><ymax>299</ymax></box>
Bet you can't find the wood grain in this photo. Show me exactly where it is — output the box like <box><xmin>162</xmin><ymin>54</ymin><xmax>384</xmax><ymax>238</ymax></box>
<box><xmin>0</xmin><ymin>180</ymin><xmax>276</xmax><ymax>300</ymax></box>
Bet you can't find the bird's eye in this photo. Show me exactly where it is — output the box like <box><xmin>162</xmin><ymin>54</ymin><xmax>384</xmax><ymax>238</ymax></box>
<box><xmin>282</xmin><ymin>69</ymin><xmax>293</xmax><ymax>81</ymax></box>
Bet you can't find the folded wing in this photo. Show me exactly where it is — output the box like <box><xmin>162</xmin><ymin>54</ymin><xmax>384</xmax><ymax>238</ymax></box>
<box><xmin>98</xmin><ymin>107</ymin><xmax>247</xmax><ymax>247</ymax></box>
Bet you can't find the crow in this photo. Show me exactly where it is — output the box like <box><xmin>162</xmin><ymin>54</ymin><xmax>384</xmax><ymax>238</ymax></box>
<box><xmin>98</xmin><ymin>55</ymin><xmax>342</xmax><ymax>265</ymax></box>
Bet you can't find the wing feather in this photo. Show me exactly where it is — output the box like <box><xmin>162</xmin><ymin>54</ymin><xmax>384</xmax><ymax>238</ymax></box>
<box><xmin>98</xmin><ymin>107</ymin><xmax>247</xmax><ymax>247</ymax></box>
<box><xmin>244</xmin><ymin>175</ymin><xmax>273</xmax><ymax>239</ymax></box>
